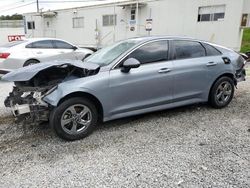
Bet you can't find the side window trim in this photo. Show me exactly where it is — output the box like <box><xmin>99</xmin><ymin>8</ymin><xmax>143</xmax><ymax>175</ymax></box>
<box><xmin>200</xmin><ymin>42</ymin><xmax>222</xmax><ymax>56</ymax></box>
<box><xmin>113</xmin><ymin>39</ymin><xmax>170</xmax><ymax>69</ymax></box>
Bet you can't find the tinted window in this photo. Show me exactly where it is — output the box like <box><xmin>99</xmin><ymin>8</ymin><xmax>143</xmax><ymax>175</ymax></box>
<box><xmin>173</xmin><ymin>40</ymin><xmax>205</xmax><ymax>60</ymax></box>
<box><xmin>53</xmin><ymin>40</ymin><xmax>73</xmax><ymax>49</ymax></box>
<box><xmin>26</xmin><ymin>40</ymin><xmax>53</xmax><ymax>48</ymax></box>
<box><xmin>202</xmin><ymin>43</ymin><xmax>221</xmax><ymax>56</ymax></box>
<box><xmin>128</xmin><ymin>41</ymin><xmax>168</xmax><ymax>64</ymax></box>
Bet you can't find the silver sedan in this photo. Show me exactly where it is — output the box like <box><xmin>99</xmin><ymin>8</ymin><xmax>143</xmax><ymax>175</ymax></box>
<box><xmin>3</xmin><ymin>36</ymin><xmax>247</xmax><ymax>141</ymax></box>
<box><xmin>0</xmin><ymin>38</ymin><xmax>93</xmax><ymax>74</ymax></box>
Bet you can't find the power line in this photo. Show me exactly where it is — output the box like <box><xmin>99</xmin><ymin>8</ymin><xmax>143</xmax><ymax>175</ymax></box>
<box><xmin>0</xmin><ymin>1</ymin><xmax>22</xmax><ymax>9</ymax></box>
<box><xmin>0</xmin><ymin>1</ymin><xmax>36</xmax><ymax>13</ymax></box>
<box><xmin>39</xmin><ymin>0</ymin><xmax>107</xmax><ymax>3</ymax></box>
<box><xmin>0</xmin><ymin>0</ymin><xmax>108</xmax><ymax>14</ymax></box>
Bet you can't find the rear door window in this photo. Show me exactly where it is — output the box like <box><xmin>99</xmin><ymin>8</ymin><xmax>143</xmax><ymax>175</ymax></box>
<box><xmin>26</xmin><ymin>40</ymin><xmax>54</xmax><ymax>49</ymax></box>
<box><xmin>53</xmin><ymin>40</ymin><xmax>73</xmax><ymax>49</ymax></box>
<box><xmin>172</xmin><ymin>40</ymin><xmax>206</xmax><ymax>60</ymax></box>
<box><xmin>128</xmin><ymin>40</ymin><xmax>169</xmax><ymax>64</ymax></box>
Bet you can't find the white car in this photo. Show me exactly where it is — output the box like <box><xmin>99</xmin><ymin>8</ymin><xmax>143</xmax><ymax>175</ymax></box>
<box><xmin>0</xmin><ymin>38</ymin><xmax>93</xmax><ymax>74</ymax></box>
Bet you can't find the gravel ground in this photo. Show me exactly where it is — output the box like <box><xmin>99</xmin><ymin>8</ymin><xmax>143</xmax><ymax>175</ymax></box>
<box><xmin>0</xmin><ymin>79</ymin><xmax>249</xmax><ymax>188</ymax></box>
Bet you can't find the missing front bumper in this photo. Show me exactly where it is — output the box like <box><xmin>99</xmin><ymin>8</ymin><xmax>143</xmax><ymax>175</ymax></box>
<box><xmin>11</xmin><ymin>104</ymin><xmax>30</xmax><ymax>116</ymax></box>
<box><xmin>9</xmin><ymin>104</ymin><xmax>50</xmax><ymax>123</ymax></box>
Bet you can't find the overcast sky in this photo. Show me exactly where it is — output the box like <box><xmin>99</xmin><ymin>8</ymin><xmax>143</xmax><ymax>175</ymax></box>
<box><xmin>0</xmin><ymin>0</ymin><xmax>106</xmax><ymax>15</ymax></box>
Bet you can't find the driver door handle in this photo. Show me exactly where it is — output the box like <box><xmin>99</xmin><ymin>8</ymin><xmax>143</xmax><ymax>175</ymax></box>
<box><xmin>158</xmin><ymin>68</ymin><xmax>171</xmax><ymax>73</ymax></box>
<box><xmin>206</xmin><ymin>62</ymin><xmax>218</xmax><ymax>67</ymax></box>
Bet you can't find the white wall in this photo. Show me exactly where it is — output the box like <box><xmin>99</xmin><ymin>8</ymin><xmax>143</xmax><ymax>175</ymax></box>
<box><xmin>24</xmin><ymin>0</ymin><xmax>249</xmax><ymax>50</ymax></box>
<box><xmin>0</xmin><ymin>27</ymin><xmax>25</xmax><ymax>45</ymax></box>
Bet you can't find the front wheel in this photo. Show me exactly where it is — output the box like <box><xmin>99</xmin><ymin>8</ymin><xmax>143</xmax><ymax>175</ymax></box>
<box><xmin>209</xmin><ymin>76</ymin><xmax>235</xmax><ymax>109</ymax></box>
<box><xmin>50</xmin><ymin>97</ymin><xmax>98</xmax><ymax>141</ymax></box>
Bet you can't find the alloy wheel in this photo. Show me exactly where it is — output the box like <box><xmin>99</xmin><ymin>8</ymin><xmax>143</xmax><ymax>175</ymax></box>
<box><xmin>60</xmin><ymin>104</ymin><xmax>92</xmax><ymax>135</ymax></box>
<box><xmin>215</xmin><ymin>81</ymin><xmax>233</xmax><ymax>105</ymax></box>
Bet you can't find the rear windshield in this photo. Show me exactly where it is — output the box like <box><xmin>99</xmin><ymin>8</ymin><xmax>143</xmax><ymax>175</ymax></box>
<box><xmin>0</xmin><ymin>40</ymin><xmax>27</xmax><ymax>48</ymax></box>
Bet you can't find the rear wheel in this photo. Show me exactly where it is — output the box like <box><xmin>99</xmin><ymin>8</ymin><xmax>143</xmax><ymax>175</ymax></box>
<box><xmin>50</xmin><ymin>97</ymin><xmax>98</xmax><ymax>141</ymax></box>
<box><xmin>23</xmin><ymin>59</ymin><xmax>39</xmax><ymax>67</ymax></box>
<box><xmin>209</xmin><ymin>76</ymin><xmax>234</xmax><ymax>108</ymax></box>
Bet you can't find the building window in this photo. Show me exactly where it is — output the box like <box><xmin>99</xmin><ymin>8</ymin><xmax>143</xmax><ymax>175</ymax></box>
<box><xmin>72</xmin><ymin>17</ymin><xmax>84</xmax><ymax>28</ymax></box>
<box><xmin>241</xmin><ymin>14</ymin><xmax>249</xmax><ymax>27</ymax></box>
<box><xmin>198</xmin><ymin>5</ymin><xmax>225</xmax><ymax>22</ymax></box>
<box><xmin>103</xmin><ymin>14</ymin><xmax>117</xmax><ymax>26</ymax></box>
<box><xmin>131</xmin><ymin>9</ymin><xmax>136</xmax><ymax>20</ymax></box>
<box><xmin>27</xmin><ymin>21</ymin><xmax>35</xmax><ymax>29</ymax></box>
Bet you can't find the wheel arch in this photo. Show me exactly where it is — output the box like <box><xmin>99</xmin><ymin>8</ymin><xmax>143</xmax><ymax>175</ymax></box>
<box><xmin>82</xmin><ymin>53</ymin><xmax>91</xmax><ymax>61</ymax></box>
<box><xmin>57</xmin><ymin>91</ymin><xmax>104</xmax><ymax>122</ymax></box>
<box><xmin>23</xmin><ymin>58</ymin><xmax>40</xmax><ymax>66</ymax></box>
<box><xmin>208</xmin><ymin>72</ymin><xmax>235</xmax><ymax>100</ymax></box>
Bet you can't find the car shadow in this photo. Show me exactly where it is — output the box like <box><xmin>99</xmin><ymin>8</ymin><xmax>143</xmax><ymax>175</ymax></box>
<box><xmin>98</xmin><ymin>103</ymin><xmax>209</xmax><ymax>130</ymax></box>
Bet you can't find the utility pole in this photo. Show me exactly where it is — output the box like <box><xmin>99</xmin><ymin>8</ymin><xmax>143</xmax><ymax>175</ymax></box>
<box><xmin>36</xmin><ymin>0</ymin><xmax>39</xmax><ymax>12</ymax></box>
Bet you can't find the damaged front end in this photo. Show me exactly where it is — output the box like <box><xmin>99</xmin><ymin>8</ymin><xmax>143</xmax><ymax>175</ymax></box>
<box><xmin>2</xmin><ymin>60</ymin><xmax>100</xmax><ymax>123</ymax></box>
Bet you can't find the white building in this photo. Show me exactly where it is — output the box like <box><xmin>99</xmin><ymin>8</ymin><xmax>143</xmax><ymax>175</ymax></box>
<box><xmin>24</xmin><ymin>0</ymin><xmax>250</xmax><ymax>51</ymax></box>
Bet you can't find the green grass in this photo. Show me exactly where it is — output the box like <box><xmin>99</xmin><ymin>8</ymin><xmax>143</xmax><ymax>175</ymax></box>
<box><xmin>241</xmin><ymin>28</ymin><xmax>250</xmax><ymax>53</ymax></box>
<box><xmin>246</xmin><ymin>68</ymin><xmax>250</xmax><ymax>76</ymax></box>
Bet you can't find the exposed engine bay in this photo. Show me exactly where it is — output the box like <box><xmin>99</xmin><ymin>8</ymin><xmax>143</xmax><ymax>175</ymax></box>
<box><xmin>3</xmin><ymin>60</ymin><xmax>100</xmax><ymax>123</ymax></box>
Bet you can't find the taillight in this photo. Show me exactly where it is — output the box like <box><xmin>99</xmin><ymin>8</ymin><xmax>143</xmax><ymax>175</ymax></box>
<box><xmin>0</xmin><ymin>53</ymin><xmax>10</xmax><ymax>59</ymax></box>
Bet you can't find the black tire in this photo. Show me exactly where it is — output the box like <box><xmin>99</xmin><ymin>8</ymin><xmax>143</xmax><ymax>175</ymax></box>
<box><xmin>209</xmin><ymin>76</ymin><xmax>235</xmax><ymax>109</ymax></box>
<box><xmin>50</xmin><ymin>97</ymin><xmax>98</xmax><ymax>141</ymax></box>
<box><xmin>23</xmin><ymin>59</ymin><xmax>39</xmax><ymax>67</ymax></box>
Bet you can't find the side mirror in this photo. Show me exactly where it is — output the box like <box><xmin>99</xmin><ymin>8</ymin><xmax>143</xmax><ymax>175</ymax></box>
<box><xmin>121</xmin><ymin>58</ymin><xmax>140</xmax><ymax>73</ymax></box>
<box><xmin>72</xmin><ymin>46</ymin><xmax>78</xmax><ymax>51</ymax></box>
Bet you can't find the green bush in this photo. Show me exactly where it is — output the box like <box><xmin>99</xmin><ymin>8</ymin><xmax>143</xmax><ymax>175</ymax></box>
<box><xmin>241</xmin><ymin>28</ymin><xmax>250</xmax><ymax>53</ymax></box>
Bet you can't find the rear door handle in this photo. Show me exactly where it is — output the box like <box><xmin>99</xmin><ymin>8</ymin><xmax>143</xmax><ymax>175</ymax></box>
<box><xmin>206</xmin><ymin>62</ymin><xmax>218</xmax><ymax>67</ymax></box>
<box><xmin>158</xmin><ymin>68</ymin><xmax>171</xmax><ymax>73</ymax></box>
<box><xmin>36</xmin><ymin>51</ymin><xmax>43</xmax><ymax>54</ymax></box>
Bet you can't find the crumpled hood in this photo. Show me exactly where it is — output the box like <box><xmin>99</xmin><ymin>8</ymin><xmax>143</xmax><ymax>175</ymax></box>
<box><xmin>2</xmin><ymin>60</ymin><xmax>100</xmax><ymax>82</ymax></box>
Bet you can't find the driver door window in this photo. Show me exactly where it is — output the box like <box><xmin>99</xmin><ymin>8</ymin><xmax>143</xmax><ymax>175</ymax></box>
<box><xmin>127</xmin><ymin>40</ymin><xmax>169</xmax><ymax>64</ymax></box>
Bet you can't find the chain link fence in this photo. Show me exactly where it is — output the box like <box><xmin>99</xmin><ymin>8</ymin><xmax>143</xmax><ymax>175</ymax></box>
<box><xmin>0</xmin><ymin>20</ymin><xmax>24</xmax><ymax>28</ymax></box>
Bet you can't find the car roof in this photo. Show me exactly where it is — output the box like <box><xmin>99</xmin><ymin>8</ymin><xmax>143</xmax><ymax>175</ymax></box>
<box><xmin>128</xmin><ymin>36</ymin><xmax>208</xmax><ymax>43</ymax></box>
<box><xmin>25</xmin><ymin>37</ymin><xmax>65</xmax><ymax>42</ymax></box>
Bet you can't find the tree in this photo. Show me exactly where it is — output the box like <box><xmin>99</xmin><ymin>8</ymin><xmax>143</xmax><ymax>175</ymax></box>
<box><xmin>0</xmin><ymin>14</ymin><xmax>23</xmax><ymax>20</ymax></box>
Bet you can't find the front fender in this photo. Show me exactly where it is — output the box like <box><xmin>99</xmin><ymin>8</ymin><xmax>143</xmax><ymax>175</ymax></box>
<box><xmin>43</xmin><ymin>84</ymin><xmax>96</xmax><ymax>107</ymax></box>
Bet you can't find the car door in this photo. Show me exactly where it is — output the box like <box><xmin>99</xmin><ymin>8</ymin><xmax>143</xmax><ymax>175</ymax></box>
<box><xmin>170</xmin><ymin>40</ymin><xmax>220</xmax><ymax>102</ymax></box>
<box><xmin>27</xmin><ymin>40</ymin><xmax>58</xmax><ymax>61</ymax></box>
<box><xmin>108</xmin><ymin>40</ymin><xmax>174</xmax><ymax>117</ymax></box>
<box><xmin>52</xmin><ymin>40</ymin><xmax>79</xmax><ymax>60</ymax></box>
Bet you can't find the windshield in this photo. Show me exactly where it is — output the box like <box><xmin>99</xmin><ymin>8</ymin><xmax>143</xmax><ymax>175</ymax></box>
<box><xmin>0</xmin><ymin>40</ymin><xmax>27</xmax><ymax>48</ymax></box>
<box><xmin>85</xmin><ymin>39</ymin><xmax>140</xmax><ymax>66</ymax></box>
